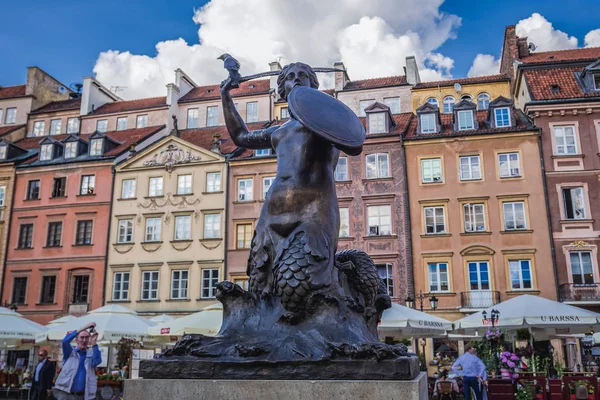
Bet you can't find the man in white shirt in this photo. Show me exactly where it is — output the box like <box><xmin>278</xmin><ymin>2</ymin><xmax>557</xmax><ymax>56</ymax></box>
<box><xmin>452</xmin><ymin>344</ymin><xmax>487</xmax><ymax>400</ymax></box>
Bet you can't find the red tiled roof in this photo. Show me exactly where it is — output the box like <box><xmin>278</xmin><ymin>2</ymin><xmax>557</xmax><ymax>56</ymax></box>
<box><xmin>0</xmin><ymin>85</ymin><xmax>27</xmax><ymax>100</ymax></box>
<box><xmin>359</xmin><ymin>113</ymin><xmax>413</xmax><ymax>136</ymax></box>
<box><xmin>31</xmin><ymin>98</ymin><xmax>81</xmax><ymax>114</ymax></box>
<box><xmin>90</xmin><ymin>97</ymin><xmax>167</xmax><ymax>116</ymax></box>
<box><xmin>521</xmin><ymin>47</ymin><xmax>600</xmax><ymax>64</ymax></box>
<box><xmin>0</xmin><ymin>124</ymin><xmax>25</xmax><ymax>137</ymax></box>
<box><xmin>524</xmin><ymin>66</ymin><xmax>600</xmax><ymax>101</ymax></box>
<box><xmin>180</xmin><ymin>121</ymin><xmax>270</xmax><ymax>156</ymax></box>
<box><xmin>342</xmin><ymin>75</ymin><xmax>407</xmax><ymax>91</ymax></box>
<box><xmin>404</xmin><ymin>110</ymin><xmax>531</xmax><ymax>140</ymax></box>
<box><xmin>414</xmin><ymin>74</ymin><xmax>509</xmax><ymax>89</ymax></box>
<box><xmin>179</xmin><ymin>80</ymin><xmax>270</xmax><ymax>103</ymax></box>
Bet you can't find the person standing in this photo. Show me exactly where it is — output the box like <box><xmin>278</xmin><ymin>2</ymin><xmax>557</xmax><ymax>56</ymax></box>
<box><xmin>452</xmin><ymin>344</ymin><xmax>487</xmax><ymax>400</ymax></box>
<box><xmin>32</xmin><ymin>350</ymin><xmax>55</xmax><ymax>400</ymax></box>
<box><xmin>53</xmin><ymin>322</ymin><xmax>101</xmax><ymax>400</ymax></box>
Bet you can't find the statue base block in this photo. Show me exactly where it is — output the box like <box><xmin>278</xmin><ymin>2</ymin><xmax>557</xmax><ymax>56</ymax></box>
<box><xmin>125</xmin><ymin>373</ymin><xmax>428</xmax><ymax>400</ymax></box>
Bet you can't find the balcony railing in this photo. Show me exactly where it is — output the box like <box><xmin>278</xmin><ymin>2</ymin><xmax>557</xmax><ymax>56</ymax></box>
<box><xmin>460</xmin><ymin>291</ymin><xmax>501</xmax><ymax>309</ymax></box>
<box><xmin>559</xmin><ymin>283</ymin><xmax>600</xmax><ymax>302</ymax></box>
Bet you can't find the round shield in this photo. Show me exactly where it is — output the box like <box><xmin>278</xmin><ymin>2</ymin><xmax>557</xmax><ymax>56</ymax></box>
<box><xmin>288</xmin><ymin>86</ymin><xmax>365</xmax><ymax>151</ymax></box>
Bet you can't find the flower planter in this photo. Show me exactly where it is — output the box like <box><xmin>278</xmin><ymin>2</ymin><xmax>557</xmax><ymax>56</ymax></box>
<box><xmin>500</xmin><ymin>368</ymin><xmax>512</xmax><ymax>379</ymax></box>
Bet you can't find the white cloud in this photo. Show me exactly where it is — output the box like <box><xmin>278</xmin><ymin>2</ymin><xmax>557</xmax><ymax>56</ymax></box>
<box><xmin>515</xmin><ymin>13</ymin><xmax>578</xmax><ymax>51</ymax></box>
<box><xmin>467</xmin><ymin>54</ymin><xmax>500</xmax><ymax>77</ymax></box>
<box><xmin>93</xmin><ymin>0</ymin><xmax>461</xmax><ymax>98</ymax></box>
<box><xmin>584</xmin><ymin>29</ymin><xmax>600</xmax><ymax>48</ymax></box>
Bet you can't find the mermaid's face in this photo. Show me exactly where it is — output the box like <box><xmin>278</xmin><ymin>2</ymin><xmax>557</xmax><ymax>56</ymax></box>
<box><xmin>283</xmin><ymin>64</ymin><xmax>312</xmax><ymax>98</ymax></box>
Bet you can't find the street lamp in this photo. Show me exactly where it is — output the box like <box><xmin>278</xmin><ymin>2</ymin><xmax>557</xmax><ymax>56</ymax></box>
<box><xmin>416</xmin><ymin>291</ymin><xmax>426</xmax><ymax>312</ymax></box>
<box><xmin>548</xmin><ymin>343</ymin><xmax>555</xmax><ymax>378</ymax></box>
<box><xmin>483</xmin><ymin>309</ymin><xmax>501</xmax><ymax>372</ymax></box>
<box><xmin>405</xmin><ymin>296</ymin><xmax>415</xmax><ymax>309</ymax></box>
<box><xmin>429</xmin><ymin>296</ymin><xmax>439</xmax><ymax>311</ymax></box>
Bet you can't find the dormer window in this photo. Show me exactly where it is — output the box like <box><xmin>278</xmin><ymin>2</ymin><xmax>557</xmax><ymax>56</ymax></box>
<box><xmin>457</xmin><ymin>110</ymin><xmax>475</xmax><ymax>131</ymax></box>
<box><xmin>551</xmin><ymin>84</ymin><xmax>560</xmax><ymax>93</ymax></box>
<box><xmin>255</xmin><ymin>149</ymin><xmax>271</xmax><ymax>157</ymax></box>
<box><xmin>65</xmin><ymin>142</ymin><xmax>78</xmax><ymax>159</ymax></box>
<box><xmin>494</xmin><ymin>107</ymin><xmax>511</xmax><ymax>128</ymax></box>
<box><xmin>0</xmin><ymin>146</ymin><xmax>6</xmax><ymax>160</ymax></box>
<box><xmin>40</xmin><ymin>144</ymin><xmax>53</xmax><ymax>161</ymax></box>
<box><xmin>420</xmin><ymin>114</ymin><xmax>436</xmax><ymax>134</ymax></box>
<box><xmin>90</xmin><ymin>139</ymin><xmax>103</xmax><ymax>156</ymax></box>
<box><xmin>368</xmin><ymin>113</ymin><xmax>386</xmax><ymax>134</ymax></box>
<box><xmin>594</xmin><ymin>74</ymin><xmax>600</xmax><ymax>90</ymax></box>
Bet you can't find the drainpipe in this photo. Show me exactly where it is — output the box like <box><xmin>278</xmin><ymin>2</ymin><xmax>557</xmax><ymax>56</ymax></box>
<box><xmin>400</xmin><ymin>137</ymin><xmax>415</xmax><ymax>300</ymax></box>
<box><xmin>222</xmin><ymin>156</ymin><xmax>231</xmax><ymax>281</ymax></box>
<box><xmin>0</xmin><ymin>166</ymin><xmax>18</xmax><ymax>301</ymax></box>
<box><xmin>101</xmin><ymin>166</ymin><xmax>116</xmax><ymax>306</ymax></box>
<box><xmin>538</xmin><ymin>131</ymin><xmax>560</xmax><ymax>300</ymax></box>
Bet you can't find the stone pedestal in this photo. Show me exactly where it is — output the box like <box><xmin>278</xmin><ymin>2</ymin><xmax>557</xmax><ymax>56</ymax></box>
<box><xmin>124</xmin><ymin>373</ymin><xmax>428</xmax><ymax>400</ymax></box>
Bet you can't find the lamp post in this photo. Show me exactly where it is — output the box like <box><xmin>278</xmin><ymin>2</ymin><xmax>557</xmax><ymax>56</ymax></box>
<box><xmin>429</xmin><ymin>296</ymin><xmax>439</xmax><ymax>311</ymax></box>
<box><xmin>483</xmin><ymin>309</ymin><xmax>501</xmax><ymax>372</ymax></box>
<box><xmin>405</xmin><ymin>296</ymin><xmax>414</xmax><ymax>309</ymax></box>
<box><xmin>548</xmin><ymin>342</ymin><xmax>555</xmax><ymax>378</ymax></box>
<box><xmin>416</xmin><ymin>291</ymin><xmax>426</xmax><ymax>311</ymax></box>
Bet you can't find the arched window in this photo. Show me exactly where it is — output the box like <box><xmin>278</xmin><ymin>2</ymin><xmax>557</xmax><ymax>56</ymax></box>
<box><xmin>442</xmin><ymin>96</ymin><xmax>455</xmax><ymax>114</ymax></box>
<box><xmin>477</xmin><ymin>93</ymin><xmax>490</xmax><ymax>110</ymax></box>
<box><xmin>426</xmin><ymin>97</ymin><xmax>439</xmax><ymax>108</ymax></box>
<box><xmin>460</xmin><ymin>94</ymin><xmax>473</xmax><ymax>102</ymax></box>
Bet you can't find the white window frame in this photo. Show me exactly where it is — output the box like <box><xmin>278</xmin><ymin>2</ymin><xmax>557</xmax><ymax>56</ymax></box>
<box><xmin>562</xmin><ymin>187</ymin><xmax>587</xmax><ymax>220</ymax></box>
<box><xmin>141</xmin><ymin>271</ymin><xmax>159</xmax><ymax>300</ymax></box>
<box><xmin>40</xmin><ymin>144</ymin><xmax>53</xmax><ymax>161</ymax></box>
<box><xmin>255</xmin><ymin>148</ymin><xmax>271</xmax><ymax>157</ymax></box>
<box><xmin>171</xmin><ymin>270</ymin><xmax>189</xmax><ymax>300</ymax></box>
<box><xmin>463</xmin><ymin>203</ymin><xmax>486</xmax><ymax>232</ymax></box>
<box><xmin>67</xmin><ymin>118</ymin><xmax>80</xmax><ymax>134</ymax></box>
<box><xmin>96</xmin><ymin>120</ymin><xmax>108</xmax><ymax>133</ymax></box>
<box><xmin>262</xmin><ymin>176</ymin><xmax>275</xmax><ymax>200</ymax></box>
<box><xmin>90</xmin><ymin>138</ymin><xmax>103</xmax><ymax>156</ymax></box>
<box><xmin>420</xmin><ymin>113</ymin><xmax>436</xmax><ymax>134</ymax></box>
<box><xmin>477</xmin><ymin>93</ymin><xmax>490</xmax><ymax>110</ymax></box>
<box><xmin>236</xmin><ymin>223</ymin><xmax>252</xmax><ymax>249</ymax></box>
<box><xmin>383</xmin><ymin>97</ymin><xmax>401</xmax><ymax>114</ymax></box>
<box><xmin>237</xmin><ymin>179</ymin><xmax>253</xmax><ymax>201</ymax></box>
<box><xmin>368</xmin><ymin>112</ymin><xmax>386</xmax><ymax>134</ymax></box>
<box><xmin>377</xmin><ymin>263</ymin><xmax>395</xmax><ymax>297</ymax></box>
<box><xmin>459</xmin><ymin>155</ymin><xmax>482</xmax><ymax>180</ymax></box>
<box><xmin>145</xmin><ymin>217</ymin><xmax>162</xmax><ymax>242</ymax></box>
<box><xmin>498</xmin><ymin>152</ymin><xmax>521</xmax><ymax>178</ymax></box>
<box><xmin>365</xmin><ymin>153</ymin><xmax>389</xmax><ymax>179</ymax></box>
<box><xmin>0</xmin><ymin>186</ymin><xmax>5</xmax><ymax>206</ymax></box>
<box><xmin>457</xmin><ymin>110</ymin><xmax>474</xmax><ymax>130</ymax></box>
<box><xmin>201</xmin><ymin>269</ymin><xmax>219</xmax><ymax>298</ymax></box>
<box><xmin>246</xmin><ymin>102</ymin><xmax>258</xmax><ymax>123</ymax></box>
<box><xmin>0</xmin><ymin>110</ymin><xmax>3</xmax><ymax>125</ymax></box>
<box><xmin>203</xmin><ymin>213</ymin><xmax>221</xmax><ymax>239</ymax></box>
<box><xmin>207</xmin><ymin>106</ymin><xmax>218</xmax><ymax>127</ymax></box>
<box><xmin>494</xmin><ymin>107</ymin><xmax>511</xmax><ymax>127</ymax></box>
<box><xmin>359</xmin><ymin>99</ymin><xmax>375</xmax><ymax>117</ymax></box>
<box><xmin>174</xmin><ymin>215</ymin><xmax>192</xmax><ymax>241</ymax></box>
<box><xmin>117</xmin><ymin>219</ymin><xmax>134</xmax><ymax>243</ymax></box>
<box><xmin>424</xmin><ymin>206</ymin><xmax>446</xmax><ymax>234</ymax></box>
<box><xmin>187</xmin><ymin>108</ymin><xmax>199</xmax><ymax>128</ymax></box>
<box><xmin>509</xmin><ymin>260</ymin><xmax>533</xmax><ymax>290</ymax></box>
<box><xmin>33</xmin><ymin>121</ymin><xmax>45</xmax><ymax>137</ymax></box>
<box><xmin>136</xmin><ymin>115</ymin><xmax>148</xmax><ymax>128</ymax></box>
<box><xmin>428</xmin><ymin>262</ymin><xmax>450</xmax><ymax>292</ymax></box>
<box><xmin>503</xmin><ymin>202</ymin><xmax>526</xmax><ymax>230</ymax></box>
<box><xmin>553</xmin><ymin>125</ymin><xmax>578</xmax><ymax>155</ymax></box>
<box><xmin>335</xmin><ymin>157</ymin><xmax>349</xmax><ymax>181</ymax></box>
<box><xmin>0</xmin><ymin>146</ymin><xmax>6</xmax><ymax>160</ymax></box>
<box><xmin>65</xmin><ymin>142</ymin><xmax>78</xmax><ymax>159</ymax></box>
<box><xmin>442</xmin><ymin>96</ymin><xmax>455</xmax><ymax>114</ymax></box>
<box><xmin>116</xmin><ymin>117</ymin><xmax>128</xmax><ymax>131</ymax></box>
<box><xmin>112</xmin><ymin>272</ymin><xmax>130</xmax><ymax>301</ymax></box>
<box><xmin>148</xmin><ymin>177</ymin><xmax>163</xmax><ymax>197</ymax></box>
<box><xmin>367</xmin><ymin>205</ymin><xmax>392</xmax><ymax>236</ymax></box>
<box><xmin>426</xmin><ymin>98</ymin><xmax>439</xmax><ymax>108</ymax></box>
<box><xmin>121</xmin><ymin>179</ymin><xmax>136</xmax><ymax>199</ymax></box>
<box><xmin>5</xmin><ymin>108</ymin><xmax>16</xmax><ymax>124</ymax></box>
<box><xmin>177</xmin><ymin>174</ymin><xmax>192</xmax><ymax>195</ymax></box>
<box><xmin>421</xmin><ymin>158</ymin><xmax>442</xmax><ymax>183</ymax></box>
<box><xmin>206</xmin><ymin>172</ymin><xmax>221</xmax><ymax>192</ymax></box>
<box><xmin>50</xmin><ymin>119</ymin><xmax>61</xmax><ymax>135</ymax></box>
<box><xmin>280</xmin><ymin>107</ymin><xmax>289</xmax><ymax>119</ymax></box>
<box><xmin>80</xmin><ymin>175</ymin><xmax>95</xmax><ymax>195</ymax></box>
<box><xmin>339</xmin><ymin>207</ymin><xmax>350</xmax><ymax>238</ymax></box>
<box><xmin>570</xmin><ymin>251</ymin><xmax>595</xmax><ymax>285</ymax></box>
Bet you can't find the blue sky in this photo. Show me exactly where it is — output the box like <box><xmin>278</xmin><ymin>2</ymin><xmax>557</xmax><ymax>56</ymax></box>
<box><xmin>1</xmin><ymin>0</ymin><xmax>599</xmax><ymax>96</ymax></box>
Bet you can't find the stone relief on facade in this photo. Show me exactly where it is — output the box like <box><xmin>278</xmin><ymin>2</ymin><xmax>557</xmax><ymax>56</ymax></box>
<box><xmin>138</xmin><ymin>193</ymin><xmax>202</xmax><ymax>211</ymax></box>
<box><xmin>143</xmin><ymin>144</ymin><xmax>201</xmax><ymax>173</ymax></box>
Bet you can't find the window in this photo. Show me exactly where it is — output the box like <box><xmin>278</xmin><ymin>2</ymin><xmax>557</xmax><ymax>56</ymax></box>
<box><xmin>145</xmin><ymin>217</ymin><xmax>161</xmax><ymax>242</ymax></box>
<box><xmin>509</xmin><ymin>260</ymin><xmax>533</xmax><ymax>290</ymax></box>
<box><xmin>116</xmin><ymin>117</ymin><xmax>128</xmax><ymax>131</ymax></box>
<box><xmin>5</xmin><ymin>108</ymin><xmax>16</xmax><ymax>124</ymax></box>
<box><xmin>457</xmin><ymin>110</ymin><xmax>474</xmax><ymax>130</ymax></box>
<box><xmin>367</xmin><ymin>205</ymin><xmax>392</xmax><ymax>236</ymax></box>
<box><xmin>233</xmin><ymin>278</ymin><xmax>249</xmax><ymax>290</ymax></box>
<box><xmin>246</xmin><ymin>102</ymin><xmax>258</xmax><ymax>123</ymax></box>
<box><xmin>262</xmin><ymin>176</ymin><xmax>274</xmax><ymax>199</ymax></box>
<box><xmin>498</xmin><ymin>153</ymin><xmax>521</xmax><ymax>178</ymax></box>
<box><xmin>503</xmin><ymin>202</ymin><xmax>526</xmax><ymax>230</ymax></box>
<box><xmin>377</xmin><ymin>264</ymin><xmax>394</xmax><ymax>297</ymax></box>
<box><xmin>494</xmin><ymin>107</ymin><xmax>511</xmax><ymax>127</ymax></box>
<box><xmin>40</xmin><ymin>144</ymin><xmax>53</xmax><ymax>161</ymax></box>
<box><xmin>426</xmin><ymin>98</ymin><xmax>439</xmax><ymax>108</ymax></box>
<box><xmin>12</xmin><ymin>277</ymin><xmax>27</xmax><ymax>304</ymax></box>
<box><xmin>428</xmin><ymin>262</ymin><xmax>449</xmax><ymax>292</ymax></box>
<box><xmin>148</xmin><ymin>177</ymin><xmax>163</xmax><ymax>197</ymax></box>
<box><xmin>46</xmin><ymin>222</ymin><xmax>62</xmax><ymax>247</ymax></box>
<box><xmin>459</xmin><ymin>155</ymin><xmax>482</xmax><ymax>180</ymax></box>
<box><xmin>0</xmin><ymin>186</ymin><xmax>5</xmax><ymax>206</ymax></box>
<box><xmin>359</xmin><ymin>99</ymin><xmax>375</xmax><ymax>117</ymax></box>
<box><xmin>52</xmin><ymin>177</ymin><xmax>66</xmax><ymax>197</ymax></box>
<box><xmin>236</xmin><ymin>223</ymin><xmax>252</xmax><ymax>249</ymax></box>
<box><xmin>67</xmin><ymin>118</ymin><xmax>80</xmax><ymax>134</ymax></box>
<box><xmin>442</xmin><ymin>96</ymin><xmax>455</xmax><ymax>114</ymax></box>
<box><xmin>76</xmin><ymin>220</ymin><xmax>93</xmax><ymax>245</ymax></box>
<box><xmin>562</xmin><ymin>187</ymin><xmax>586</xmax><ymax>219</ymax></box>
<box><xmin>174</xmin><ymin>215</ymin><xmax>192</xmax><ymax>240</ymax></box>
<box><xmin>50</xmin><ymin>119</ymin><xmax>61</xmax><ymax>135</ymax></box>
<box><xmin>117</xmin><ymin>219</ymin><xmax>133</xmax><ymax>243</ymax></box>
<box><xmin>187</xmin><ymin>108</ymin><xmax>199</xmax><ymax>128</ymax></box>
<box><xmin>237</xmin><ymin>178</ymin><xmax>253</xmax><ymax>201</ymax></box>
<box><xmin>121</xmin><ymin>179</ymin><xmax>136</xmax><ymax>199</ymax></box>
<box><xmin>136</xmin><ymin>115</ymin><xmax>148</xmax><ymax>128</ymax></box>
<box><xmin>40</xmin><ymin>276</ymin><xmax>56</xmax><ymax>304</ymax></box>
<box><xmin>207</xmin><ymin>106</ymin><xmax>218</xmax><ymax>127</ymax></box>
<box><xmin>27</xmin><ymin>180</ymin><xmax>40</xmax><ymax>200</ymax></box>
<box><xmin>80</xmin><ymin>175</ymin><xmax>95</xmax><ymax>195</ymax></box>
<box><xmin>477</xmin><ymin>93</ymin><xmax>490</xmax><ymax>110</ymax></box>
<box><xmin>33</xmin><ymin>121</ymin><xmax>45</xmax><ymax>137</ymax></box>
<box><xmin>201</xmin><ymin>269</ymin><xmax>219</xmax><ymax>298</ymax></box>
<box><xmin>594</xmin><ymin>74</ymin><xmax>600</xmax><ymax>90</ymax></box>
<box><xmin>463</xmin><ymin>203</ymin><xmax>486</xmax><ymax>232</ymax></box>
<box><xmin>112</xmin><ymin>272</ymin><xmax>130</xmax><ymax>301</ymax></box>
<box><xmin>177</xmin><ymin>174</ymin><xmax>192</xmax><ymax>195</ymax></box>
<box><xmin>18</xmin><ymin>224</ymin><xmax>33</xmax><ymax>248</ymax></box>
<box><xmin>204</xmin><ymin>213</ymin><xmax>221</xmax><ymax>239</ymax></box>
<box><xmin>206</xmin><ymin>172</ymin><xmax>221</xmax><ymax>192</ymax></box>
<box><xmin>65</xmin><ymin>142</ymin><xmax>78</xmax><ymax>159</ymax></box>
<box><xmin>424</xmin><ymin>206</ymin><xmax>446</xmax><ymax>234</ymax></box>
<box><xmin>96</xmin><ymin>120</ymin><xmax>107</xmax><ymax>132</ymax></box>
<box><xmin>0</xmin><ymin>110</ymin><xmax>3</xmax><ymax>125</ymax></box>
<box><xmin>460</xmin><ymin>94</ymin><xmax>473</xmax><ymax>101</ymax></box>
<box><xmin>255</xmin><ymin>149</ymin><xmax>271</xmax><ymax>156</ymax></box>
<box><xmin>421</xmin><ymin>158</ymin><xmax>442</xmax><ymax>183</ymax></box>
<box><xmin>141</xmin><ymin>271</ymin><xmax>159</xmax><ymax>300</ymax></box>
<box><xmin>365</xmin><ymin>153</ymin><xmax>389</xmax><ymax>179</ymax></box>
<box><xmin>90</xmin><ymin>138</ymin><xmax>103</xmax><ymax>156</ymax></box>
<box><xmin>553</xmin><ymin>126</ymin><xmax>578</xmax><ymax>155</ymax></box>
<box><xmin>280</xmin><ymin>107</ymin><xmax>289</xmax><ymax>119</ymax></box>
<box><xmin>368</xmin><ymin>113</ymin><xmax>386</xmax><ymax>134</ymax></box>
<box><xmin>383</xmin><ymin>97</ymin><xmax>400</xmax><ymax>114</ymax></box>
<box><xmin>171</xmin><ymin>270</ymin><xmax>189</xmax><ymax>299</ymax></box>
<box><xmin>570</xmin><ymin>251</ymin><xmax>594</xmax><ymax>285</ymax></box>
<box><xmin>335</xmin><ymin>157</ymin><xmax>348</xmax><ymax>181</ymax></box>
<box><xmin>339</xmin><ymin>207</ymin><xmax>350</xmax><ymax>238</ymax></box>
<box><xmin>420</xmin><ymin>114</ymin><xmax>436</xmax><ymax>134</ymax></box>
<box><xmin>0</xmin><ymin>146</ymin><xmax>6</xmax><ymax>160</ymax></box>
<box><xmin>72</xmin><ymin>275</ymin><xmax>89</xmax><ymax>304</ymax></box>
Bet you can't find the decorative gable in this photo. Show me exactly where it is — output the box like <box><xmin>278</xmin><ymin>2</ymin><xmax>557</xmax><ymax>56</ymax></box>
<box><xmin>364</xmin><ymin>102</ymin><xmax>395</xmax><ymax>134</ymax></box>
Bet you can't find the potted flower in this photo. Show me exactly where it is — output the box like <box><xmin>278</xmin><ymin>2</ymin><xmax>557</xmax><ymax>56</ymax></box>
<box><xmin>499</xmin><ymin>351</ymin><xmax>520</xmax><ymax>380</ymax></box>
<box><xmin>485</xmin><ymin>328</ymin><xmax>502</xmax><ymax>343</ymax></box>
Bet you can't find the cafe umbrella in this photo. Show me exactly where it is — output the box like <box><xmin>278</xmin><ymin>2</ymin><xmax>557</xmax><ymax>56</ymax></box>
<box><xmin>148</xmin><ymin>303</ymin><xmax>222</xmax><ymax>337</ymax></box>
<box><xmin>0</xmin><ymin>307</ymin><xmax>47</xmax><ymax>345</ymax></box>
<box><xmin>378</xmin><ymin>303</ymin><xmax>453</xmax><ymax>338</ymax></box>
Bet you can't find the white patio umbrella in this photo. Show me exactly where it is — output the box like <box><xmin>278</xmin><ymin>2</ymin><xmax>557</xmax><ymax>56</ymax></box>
<box><xmin>0</xmin><ymin>307</ymin><xmax>47</xmax><ymax>345</ymax></box>
<box><xmin>453</xmin><ymin>294</ymin><xmax>600</xmax><ymax>336</ymax></box>
<box><xmin>35</xmin><ymin>315</ymin><xmax>77</xmax><ymax>343</ymax></box>
<box><xmin>38</xmin><ymin>304</ymin><xmax>155</xmax><ymax>343</ymax></box>
<box><xmin>149</xmin><ymin>314</ymin><xmax>175</xmax><ymax>324</ymax></box>
<box><xmin>378</xmin><ymin>303</ymin><xmax>453</xmax><ymax>338</ymax></box>
<box><xmin>148</xmin><ymin>303</ymin><xmax>222</xmax><ymax>337</ymax></box>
